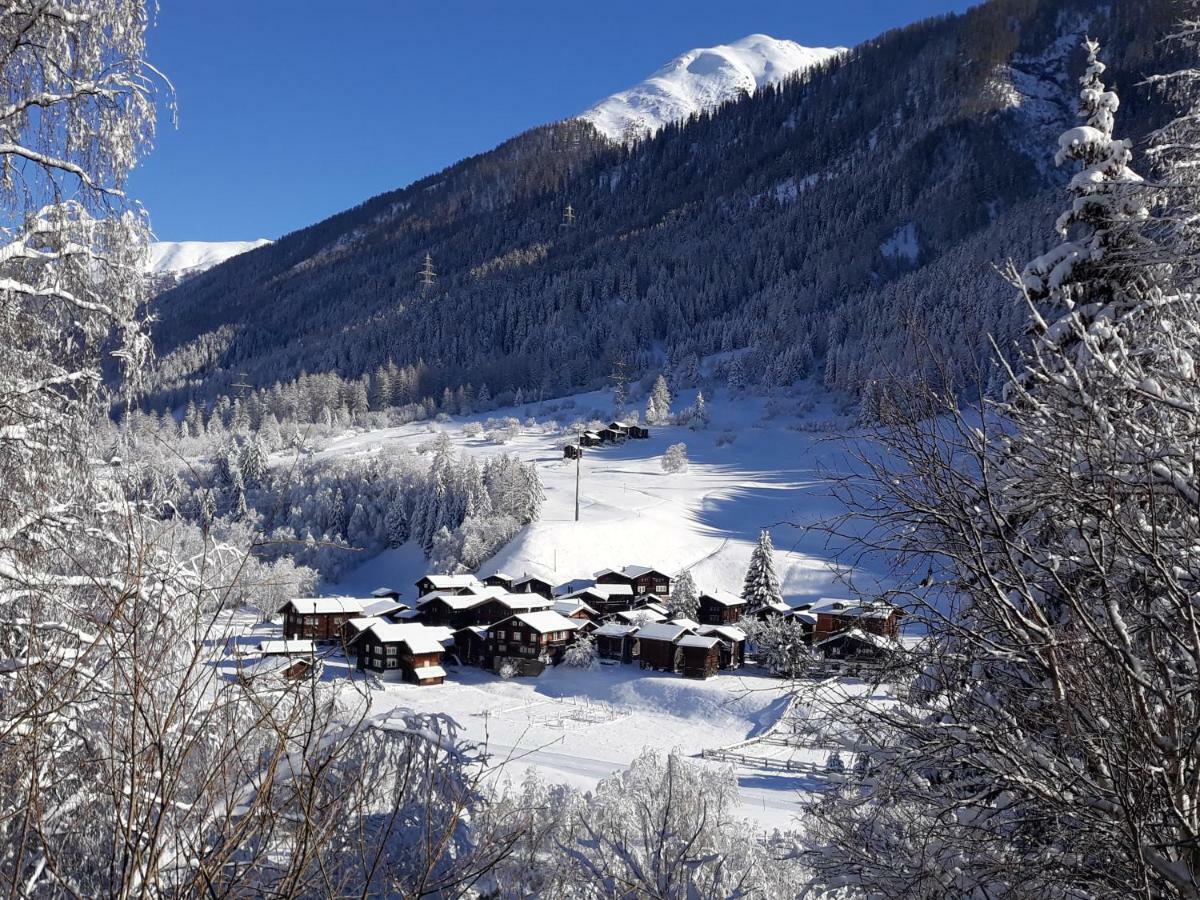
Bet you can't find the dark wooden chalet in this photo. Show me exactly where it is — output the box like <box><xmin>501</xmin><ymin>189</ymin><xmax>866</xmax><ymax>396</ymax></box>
<box><xmin>635</xmin><ymin>622</ymin><xmax>691</xmax><ymax>671</ymax></box>
<box><xmin>451</xmin><ymin>625</ymin><xmax>490</xmax><ymax>667</ymax></box>
<box><xmin>353</xmin><ymin>622</ymin><xmax>446</xmax><ymax>685</ymax></box>
<box><xmin>552</xmin><ymin>598</ymin><xmax>599</xmax><ymax>629</ymax></box>
<box><xmin>626</xmin><ymin>424</ymin><xmax>649</xmax><ymax>439</ymax></box>
<box><xmin>676</xmin><ymin>635</ymin><xmax>721</xmax><ymax>679</ymax></box>
<box><xmin>697</xmin><ymin>625</ymin><xmax>746</xmax><ymax>669</ymax></box>
<box><xmin>563</xmin><ymin>444</ymin><xmax>583</xmax><ymax>460</ymax></box>
<box><xmin>470</xmin><ymin>592</ymin><xmax>553</xmax><ymax>627</ymax></box>
<box><xmin>579</xmin><ymin>431</ymin><xmax>603</xmax><ymax>447</ymax></box>
<box><xmin>593</xmin><ymin>623</ymin><xmax>639</xmax><ymax>662</ymax></box>
<box><xmin>595</xmin><ymin>565</ymin><xmax>672</xmax><ymax>599</ymax></box>
<box><xmin>278</xmin><ymin>597</ymin><xmax>366</xmax><ymax>641</ymax></box>
<box><xmin>697</xmin><ymin>590</ymin><xmax>747</xmax><ymax>626</ymax></box>
<box><xmin>487</xmin><ymin>611</ymin><xmax>581</xmax><ymax>668</ymax></box>
<box><xmin>799</xmin><ymin>598</ymin><xmax>903</xmax><ymax>641</ymax></box>
<box><xmin>414</xmin><ymin>574</ymin><xmax>481</xmax><ymax>597</ymax></box>
<box><xmin>483</xmin><ymin>573</ymin><xmax>514</xmax><ymax>590</ymax></box>
<box><xmin>417</xmin><ymin>591</ymin><xmax>488</xmax><ymax>629</ymax></box>
<box><xmin>816</xmin><ymin>627</ymin><xmax>900</xmax><ymax>662</ymax></box>
<box><xmin>510</xmin><ymin>574</ymin><xmax>555</xmax><ymax>599</ymax></box>
<box><xmin>564</xmin><ymin>584</ymin><xmax>635</xmax><ymax>617</ymax></box>
<box><xmin>598</xmin><ymin>426</ymin><xmax>626</xmax><ymax>443</ymax></box>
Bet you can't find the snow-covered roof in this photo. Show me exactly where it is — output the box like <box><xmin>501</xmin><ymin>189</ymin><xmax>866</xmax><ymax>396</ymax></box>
<box><xmin>364</xmin><ymin>623</ymin><xmax>446</xmax><ymax>655</ymax></box>
<box><xmin>362</xmin><ymin>598</ymin><xmax>407</xmax><ymax>618</ymax></box>
<box><xmin>411</xmin><ymin>664</ymin><xmax>447</xmax><ymax>680</ymax></box>
<box><xmin>635</xmin><ymin>622</ymin><xmax>689</xmax><ymax>642</ymax></box>
<box><xmin>344</xmin><ymin>616</ymin><xmax>384</xmax><ymax>634</ymax></box>
<box><xmin>669</xmin><ymin>617</ymin><xmax>701</xmax><ymax>631</ymax></box>
<box><xmin>486</xmin><ymin>572</ymin><xmax>513</xmax><ymax>581</ymax></box>
<box><xmin>419</xmin><ymin>574</ymin><xmax>481</xmax><ymax>590</ymax></box>
<box><xmin>701</xmin><ymin>590</ymin><xmax>747</xmax><ymax>607</ymax></box>
<box><xmin>623</xmin><ymin>565</ymin><xmax>665</xmax><ymax>579</ymax></box>
<box><xmin>815</xmin><ymin>628</ymin><xmax>902</xmax><ymax>652</ymax></box>
<box><xmin>698</xmin><ymin>624</ymin><xmax>747</xmax><ymax>642</ymax></box>
<box><xmin>594</xmin><ymin>623</ymin><xmax>639</xmax><ymax>638</ymax></box>
<box><xmin>803</xmin><ymin>597</ymin><xmax>898</xmax><ymax>618</ymax></box>
<box><xmin>277</xmin><ymin>596</ymin><xmax>365</xmax><ymax>616</ymax></box>
<box><xmin>554</xmin><ymin>598</ymin><xmax>598</xmax><ymax>616</ymax></box>
<box><xmin>677</xmin><ymin>635</ymin><xmax>720</xmax><ymax>650</ymax></box>
<box><xmin>418</xmin><ymin>591</ymin><xmax>488</xmax><ymax>611</ymax></box>
<box><xmin>510</xmin><ymin>611</ymin><xmax>583</xmax><ymax>634</ymax></box>
<box><xmin>423</xmin><ymin>625</ymin><xmax>455</xmax><ymax>645</ymax></box>
<box><xmin>258</xmin><ymin>639</ymin><xmax>315</xmax><ymax>656</ymax></box>
<box><xmin>371</xmin><ymin>587</ymin><xmax>400</xmax><ymax>598</ymax></box>
<box><xmin>567</xmin><ymin>583</ymin><xmax>634</xmax><ymax>601</ymax></box>
<box><xmin>584</xmin><ymin>431</ymin><xmax>602</xmax><ymax>439</ymax></box>
<box><xmin>512</xmin><ymin>573</ymin><xmax>551</xmax><ymax>586</ymax></box>
<box><xmin>493</xmin><ymin>593</ymin><xmax>553</xmax><ymax>612</ymax></box>
<box><xmin>615</xmin><ymin>609</ymin><xmax>666</xmax><ymax>625</ymax></box>
<box><xmin>641</xmin><ymin>601</ymin><xmax>669</xmax><ymax>616</ymax></box>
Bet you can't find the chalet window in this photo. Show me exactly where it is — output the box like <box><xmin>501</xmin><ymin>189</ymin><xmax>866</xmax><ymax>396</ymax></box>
<box><xmin>304</xmin><ymin>616</ymin><xmax>315</xmax><ymax>625</ymax></box>
<box><xmin>637</xmin><ymin>586</ymin><xmax>646</xmax><ymax>594</ymax></box>
<box><xmin>386</xmin><ymin>646</ymin><xmax>397</xmax><ymax>656</ymax></box>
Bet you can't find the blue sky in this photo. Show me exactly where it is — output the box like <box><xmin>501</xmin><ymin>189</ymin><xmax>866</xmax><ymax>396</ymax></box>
<box><xmin>133</xmin><ymin>0</ymin><xmax>976</xmax><ymax>242</ymax></box>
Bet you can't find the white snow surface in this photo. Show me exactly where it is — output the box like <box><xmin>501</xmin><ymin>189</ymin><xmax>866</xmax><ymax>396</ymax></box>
<box><xmin>579</xmin><ymin>34</ymin><xmax>845</xmax><ymax>142</ymax></box>
<box><xmin>145</xmin><ymin>239</ymin><xmax>271</xmax><ymax>278</ymax></box>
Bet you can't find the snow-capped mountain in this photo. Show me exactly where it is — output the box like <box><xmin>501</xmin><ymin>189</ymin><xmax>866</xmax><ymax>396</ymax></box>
<box><xmin>146</xmin><ymin>239</ymin><xmax>271</xmax><ymax>280</ymax></box>
<box><xmin>579</xmin><ymin>34</ymin><xmax>845</xmax><ymax>142</ymax></box>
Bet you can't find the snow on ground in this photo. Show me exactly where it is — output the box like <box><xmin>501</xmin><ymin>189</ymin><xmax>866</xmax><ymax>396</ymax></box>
<box><xmin>579</xmin><ymin>34</ymin><xmax>845</xmax><ymax>143</ymax></box>
<box><xmin>286</xmin><ymin>383</ymin><xmax>894</xmax><ymax>828</ymax></box>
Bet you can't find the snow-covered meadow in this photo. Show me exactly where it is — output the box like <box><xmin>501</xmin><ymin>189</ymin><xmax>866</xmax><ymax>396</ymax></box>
<box><xmin>245</xmin><ymin>383</ymin><xmax>897</xmax><ymax>827</ymax></box>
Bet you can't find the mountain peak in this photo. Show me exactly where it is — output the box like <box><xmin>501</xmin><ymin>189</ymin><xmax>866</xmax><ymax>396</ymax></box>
<box><xmin>579</xmin><ymin>34</ymin><xmax>846</xmax><ymax>142</ymax></box>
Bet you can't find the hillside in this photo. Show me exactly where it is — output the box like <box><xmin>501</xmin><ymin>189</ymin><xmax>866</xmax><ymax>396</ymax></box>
<box><xmin>145</xmin><ymin>0</ymin><xmax>1178</xmax><ymax>419</ymax></box>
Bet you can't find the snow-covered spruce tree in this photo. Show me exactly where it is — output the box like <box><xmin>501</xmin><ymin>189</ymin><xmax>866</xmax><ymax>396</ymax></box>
<box><xmin>805</xmin><ymin>39</ymin><xmax>1200</xmax><ymax>898</ymax></box>
<box><xmin>742</xmin><ymin>529</ymin><xmax>782</xmax><ymax>612</ymax></box>
<box><xmin>646</xmin><ymin>373</ymin><xmax>671</xmax><ymax>424</ymax></box>
<box><xmin>668</xmin><ymin>568</ymin><xmax>699</xmax><ymax>621</ymax></box>
<box><xmin>738</xmin><ymin>614</ymin><xmax>813</xmax><ymax>677</ymax></box>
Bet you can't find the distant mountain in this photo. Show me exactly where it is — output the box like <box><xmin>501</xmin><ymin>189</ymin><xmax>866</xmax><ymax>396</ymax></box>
<box><xmin>147</xmin><ymin>239</ymin><xmax>272</xmax><ymax>287</ymax></box>
<box><xmin>579</xmin><ymin>34</ymin><xmax>845</xmax><ymax>142</ymax></box>
<box><xmin>145</xmin><ymin>0</ymin><xmax>1178</xmax><ymax>419</ymax></box>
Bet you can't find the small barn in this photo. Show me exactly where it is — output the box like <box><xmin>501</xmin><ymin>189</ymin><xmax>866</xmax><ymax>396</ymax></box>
<box><xmin>676</xmin><ymin>635</ymin><xmax>721</xmax><ymax>679</ymax></box>
<box><xmin>800</xmin><ymin>598</ymin><xmax>904</xmax><ymax>641</ymax></box>
<box><xmin>697</xmin><ymin>590</ymin><xmax>747</xmax><ymax>626</ymax></box>
<box><xmin>636</xmin><ymin>622</ymin><xmax>690</xmax><ymax>671</ymax></box>
<box><xmin>598</xmin><ymin>426</ymin><xmax>626</xmax><ymax>443</ymax></box>
<box><xmin>579</xmin><ymin>431</ymin><xmax>603</xmax><ymax>447</ymax></box>
<box><xmin>626</xmin><ymin>424</ymin><xmax>649</xmax><ymax>439</ymax></box>
<box><xmin>593</xmin><ymin>622</ymin><xmax>639</xmax><ymax>662</ymax></box>
<box><xmin>278</xmin><ymin>597</ymin><xmax>366</xmax><ymax>641</ymax></box>
<box><xmin>563</xmin><ymin>444</ymin><xmax>583</xmax><ymax>460</ymax></box>
<box><xmin>697</xmin><ymin>624</ymin><xmax>747</xmax><ymax>669</ymax></box>
<box><xmin>255</xmin><ymin>639</ymin><xmax>316</xmax><ymax>679</ymax></box>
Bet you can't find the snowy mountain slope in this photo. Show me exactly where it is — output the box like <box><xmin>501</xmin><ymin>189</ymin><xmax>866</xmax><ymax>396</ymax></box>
<box><xmin>579</xmin><ymin>34</ymin><xmax>845</xmax><ymax>142</ymax></box>
<box><xmin>147</xmin><ymin>239</ymin><xmax>271</xmax><ymax>279</ymax></box>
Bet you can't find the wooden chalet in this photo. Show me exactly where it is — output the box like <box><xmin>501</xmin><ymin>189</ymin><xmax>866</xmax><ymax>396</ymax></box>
<box><xmin>798</xmin><ymin>598</ymin><xmax>903</xmax><ymax>641</ymax></box>
<box><xmin>625</xmin><ymin>424</ymin><xmax>649</xmax><ymax>439</ymax></box>
<box><xmin>563</xmin><ymin>584</ymin><xmax>635</xmax><ymax>617</ymax></box>
<box><xmin>595</xmin><ymin>565</ymin><xmax>672</xmax><ymax>599</ymax></box>
<box><xmin>361</xmin><ymin>596</ymin><xmax>409</xmax><ymax>620</ymax></box>
<box><xmin>816</xmin><ymin>627</ymin><xmax>901</xmax><ymax>663</ymax></box>
<box><xmin>278</xmin><ymin>597</ymin><xmax>366</xmax><ymax>641</ymax></box>
<box><xmin>352</xmin><ymin>622</ymin><xmax>447</xmax><ymax>685</ymax></box>
<box><xmin>253</xmin><ymin>639</ymin><xmax>316</xmax><ymax>679</ymax></box>
<box><xmin>414</xmin><ymin>573</ymin><xmax>481</xmax><ymax>597</ymax></box>
<box><xmin>697</xmin><ymin>625</ymin><xmax>746</xmax><ymax>669</ymax></box>
<box><xmin>487</xmin><ymin>610</ymin><xmax>581</xmax><ymax>668</ymax></box>
<box><xmin>598</xmin><ymin>425</ymin><xmax>626</xmax><ymax>443</ymax></box>
<box><xmin>482</xmin><ymin>573</ymin><xmax>514</xmax><ymax>590</ymax></box>
<box><xmin>593</xmin><ymin>622</ymin><xmax>639</xmax><ymax>662</ymax></box>
<box><xmin>371</xmin><ymin>586</ymin><xmax>402</xmax><ymax>601</ymax></box>
<box><xmin>635</xmin><ymin>622</ymin><xmax>691</xmax><ymax>671</ymax></box>
<box><xmin>510</xmin><ymin>573</ymin><xmax>555</xmax><ymax>599</ymax></box>
<box><xmin>417</xmin><ymin>590</ymin><xmax>490</xmax><ymax>629</ymax></box>
<box><xmin>563</xmin><ymin>444</ymin><xmax>583</xmax><ymax>460</ymax></box>
<box><xmin>750</xmin><ymin>598</ymin><xmax>794</xmax><ymax>620</ymax></box>
<box><xmin>451</xmin><ymin>625</ymin><xmax>490</xmax><ymax>667</ymax></box>
<box><xmin>552</xmin><ymin>598</ymin><xmax>599</xmax><ymax>629</ymax></box>
<box><xmin>470</xmin><ymin>591</ymin><xmax>553</xmax><ymax>627</ymax></box>
<box><xmin>697</xmin><ymin>590</ymin><xmax>747</xmax><ymax>626</ymax></box>
<box><xmin>579</xmin><ymin>431</ymin><xmax>603</xmax><ymax>447</ymax></box>
<box><xmin>676</xmin><ymin>635</ymin><xmax>721</xmax><ymax>679</ymax></box>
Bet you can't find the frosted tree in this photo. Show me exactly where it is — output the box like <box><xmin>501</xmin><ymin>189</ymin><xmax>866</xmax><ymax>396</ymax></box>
<box><xmin>726</xmin><ymin>355</ymin><xmax>747</xmax><ymax>393</ymax></box>
<box><xmin>384</xmin><ymin>500</ymin><xmax>409</xmax><ymax>547</ymax></box>
<box><xmin>661</xmin><ymin>442</ymin><xmax>689</xmax><ymax>473</ymax></box>
<box><xmin>742</xmin><ymin>529</ymin><xmax>782</xmax><ymax>611</ymax></box>
<box><xmin>738</xmin><ymin>614</ymin><xmax>812</xmax><ymax>676</ymax></box>
<box><xmin>687</xmin><ymin>389</ymin><xmax>710</xmax><ymax>429</ymax></box>
<box><xmin>668</xmin><ymin>569</ymin><xmax>699</xmax><ymax>620</ymax></box>
<box><xmin>806</xmin><ymin>38</ymin><xmax>1200</xmax><ymax>898</ymax></box>
<box><xmin>645</xmin><ymin>374</ymin><xmax>671</xmax><ymax>424</ymax></box>
<box><xmin>562</xmin><ymin>632</ymin><xmax>597</xmax><ymax>668</ymax></box>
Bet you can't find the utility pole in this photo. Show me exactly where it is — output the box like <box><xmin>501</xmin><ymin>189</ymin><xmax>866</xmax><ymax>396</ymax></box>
<box><xmin>575</xmin><ymin>446</ymin><xmax>582</xmax><ymax>522</ymax></box>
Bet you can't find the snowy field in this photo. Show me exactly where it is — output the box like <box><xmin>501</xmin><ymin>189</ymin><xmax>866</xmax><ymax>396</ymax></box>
<box><xmin>266</xmin><ymin>385</ymin><xmax>893</xmax><ymax>828</ymax></box>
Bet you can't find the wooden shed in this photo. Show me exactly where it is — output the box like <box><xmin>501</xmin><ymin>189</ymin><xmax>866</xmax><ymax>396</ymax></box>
<box><xmin>635</xmin><ymin>622</ymin><xmax>690</xmax><ymax>671</ymax></box>
<box><xmin>593</xmin><ymin>622</ymin><xmax>639</xmax><ymax>663</ymax></box>
<box><xmin>676</xmin><ymin>634</ymin><xmax>721</xmax><ymax>679</ymax></box>
<box><xmin>563</xmin><ymin>444</ymin><xmax>583</xmax><ymax>460</ymax></box>
<box><xmin>697</xmin><ymin>624</ymin><xmax>747</xmax><ymax>669</ymax></box>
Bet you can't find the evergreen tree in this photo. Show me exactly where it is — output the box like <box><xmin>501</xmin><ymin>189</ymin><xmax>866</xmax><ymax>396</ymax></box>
<box><xmin>742</xmin><ymin>529</ymin><xmax>782</xmax><ymax>610</ymax></box>
<box><xmin>646</xmin><ymin>374</ymin><xmax>671</xmax><ymax>424</ymax></box>
<box><xmin>384</xmin><ymin>501</ymin><xmax>409</xmax><ymax>548</ymax></box>
<box><xmin>668</xmin><ymin>569</ymin><xmax>699</xmax><ymax>621</ymax></box>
